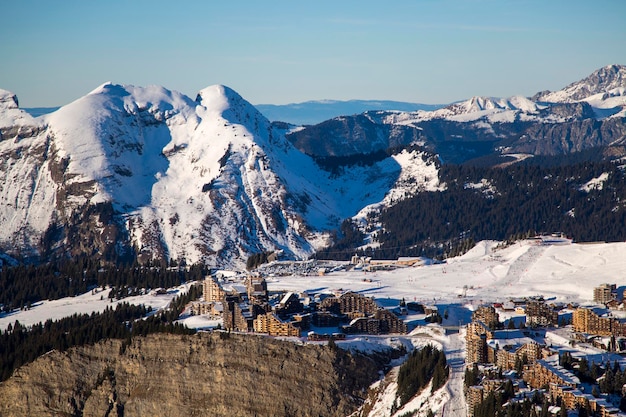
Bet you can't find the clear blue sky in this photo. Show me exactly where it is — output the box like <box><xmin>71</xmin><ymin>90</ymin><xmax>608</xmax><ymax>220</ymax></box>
<box><xmin>2</xmin><ymin>0</ymin><xmax>625</xmax><ymax>107</ymax></box>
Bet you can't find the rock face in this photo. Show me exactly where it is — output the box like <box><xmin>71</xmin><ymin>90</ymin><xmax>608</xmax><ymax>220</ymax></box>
<box><xmin>0</xmin><ymin>333</ymin><xmax>386</xmax><ymax>417</ymax></box>
<box><xmin>533</xmin><ymin>64</ymin><xmax>626</xmax><ymax>102</ymax></box>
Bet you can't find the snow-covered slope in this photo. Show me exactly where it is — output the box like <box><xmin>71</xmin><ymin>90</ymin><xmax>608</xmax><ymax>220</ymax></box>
<box><xmin>0</xmin><ymin>84</ymin><xmax>440</xmax><ymax>267</ymax></box>
<box><xmin>411</xmin><ymin>95</ymin><xmax>545</xmax><ymax>123</ymax></box>
<box><xmin>534</xmin><ymin>64</ymin><xmax>626</xmax><ymax>119</ymax></box>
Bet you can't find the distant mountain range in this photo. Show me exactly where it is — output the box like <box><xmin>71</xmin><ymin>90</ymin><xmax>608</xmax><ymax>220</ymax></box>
<box><xmin>288</xmin><ymin>65</ymin><xmax>626</xmax><ymax>164</ymax></box>
<box><xmin>254</xmin><ymin>100</ymin><xmax>442</xmax><ymax>125</ymax></box>
<box><xmin>25</xmin><ymin>102</ymin><xmax>442</xmax><ymax>126</ymax></box>
<box><xmin>2</xmin><ymin>64</ymin><xmax>625</xmax><ymax>267</ymax></box>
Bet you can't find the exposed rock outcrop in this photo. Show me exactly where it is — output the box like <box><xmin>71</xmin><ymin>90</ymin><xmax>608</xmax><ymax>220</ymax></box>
<box><xmin>0</xmin><ymin>332</ymin><xmax>389</xmax><ymax>417</ymax></box>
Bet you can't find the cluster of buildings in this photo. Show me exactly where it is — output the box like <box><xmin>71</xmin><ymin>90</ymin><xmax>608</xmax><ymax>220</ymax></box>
<box><xmin>350</xmin><ymin>254</ymin><xmax>426</xmax><ymax>271</ymax></box>
<box><xmin>523</xmin><ymin>360</ymin><xmax>621</xmax><ymax>416</ymax></box>
<box><xmin>465</xmin><ymin>293</ymin><xmax>626</xmax><ymax>416</ymax></box>
<box><xmin>466</xmin><ymin>305</ymin><xmax>553</xmax><ymax>370</ymax></box>
<box><xmin>189</xmin><ymin>274</ymin><xmax>407</xmax><ymax>338</ymax></box>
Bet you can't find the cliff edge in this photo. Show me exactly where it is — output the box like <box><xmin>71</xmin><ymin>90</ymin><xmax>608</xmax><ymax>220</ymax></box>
<box><xmin>0</xmin><ymin>332</ymin><xmax>387</xmax><ymax>417</ymax></box>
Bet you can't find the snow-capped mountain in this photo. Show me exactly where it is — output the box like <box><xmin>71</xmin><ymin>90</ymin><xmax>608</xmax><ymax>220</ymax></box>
<box><xmin>1</xmin><ymin>64</ymin><xmax>624</xmax><ymax>267</ymax></box>
<box><xmin>533</xmin><ymin>64</ymin><xmax>626</xmax><ymax>119</ymax></box>
<box><xmin>288</xmin><ymin>65</ymin><xmax>626</xmax><ymax>163</ymax></box>
<box><xmin>534</xmin><ymin>64</ymin><xmax>626</xmax><ymax>103</ymax></box>
<box><xmin>0</xmin><ymin>84</ymin><xmax>439</xmax><ymax>267</ymax></box>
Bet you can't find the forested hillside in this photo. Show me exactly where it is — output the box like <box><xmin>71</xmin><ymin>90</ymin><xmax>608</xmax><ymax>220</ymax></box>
<box><xmin>0</xmin><ymin>259</ymin><xmax>208</xmax><ymax>313</ymax></box>
<box><xmin>318</xmin><ymin>159</ymin><xmax>626</xmax><ymax>260</ymax></box>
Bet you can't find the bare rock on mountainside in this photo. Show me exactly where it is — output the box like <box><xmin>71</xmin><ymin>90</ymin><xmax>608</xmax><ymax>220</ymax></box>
<box><xmin>0</xmin><ymin>332</ymin><xmax>388</xmax><ymax>417</ymax></box>
<box><xmin>533</xmin><ymin>64</ymin><xmax>626</xmax><ymax>102</ymax></box>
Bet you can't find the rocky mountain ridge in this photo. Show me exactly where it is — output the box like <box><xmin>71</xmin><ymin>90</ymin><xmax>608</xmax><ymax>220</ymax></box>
<box><xmin>287</xmin><ymin>65</ymin><xmax>626</xmax><ymax>163</ymax></box>
<box><xmin>0</xmin><ymin>332</ymin><xmax>390</xmax><ymax>417</ymax></box>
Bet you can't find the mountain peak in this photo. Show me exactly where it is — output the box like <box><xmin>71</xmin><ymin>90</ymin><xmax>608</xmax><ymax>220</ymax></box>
<box><xmin>534</xmin><ymin>64</ymin><xmax>626</xmax><ymax>103</ymax></box>
<box><xmin>196</xmin><ymin>84</ymin><xmax>269</xmax><ymax>130</ymax></box>
<box><xmin>0</xmin><ymin>89</ymin><xmax>38</xmax><ymax>129</ymax></box>
<box><xmin>0</xmin><ymin>89</ymin><xmax>19</xmax><ymax>110</ymax></box>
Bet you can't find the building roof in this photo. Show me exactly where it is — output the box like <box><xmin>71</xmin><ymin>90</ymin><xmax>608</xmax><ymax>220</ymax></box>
<box><xmin>537</xmin><ymin>359</ymin><xmax>580</xmax><ymax>385</ymax></box>
<box><xmin>487</xmin><ymin>337</ymin><xmax>536</xmax><ymax>352</ymax></box>
<box><xmin>279</xmin><ymin>292</ymin><xmax>297</xmax><ymax>305</ymax></box>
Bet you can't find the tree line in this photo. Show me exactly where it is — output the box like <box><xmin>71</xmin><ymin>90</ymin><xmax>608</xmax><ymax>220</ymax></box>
<box><xmin>394</xmin><ymin>345</ymin><xmax>448</xmax><ymax>412</ymax></box>
<box><xmin>0</xmin><ymin>283</ymin><xmax>202</xmax><ymax>382</ymax></box>
<box><xmin>0</xmin><ymin>258</ymin><xmax>208</xmax><ymax>313</ymax></box>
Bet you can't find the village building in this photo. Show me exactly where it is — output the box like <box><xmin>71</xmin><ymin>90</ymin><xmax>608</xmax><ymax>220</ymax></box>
<box><xmin>523</xmin><ymin>359</ymin><xmax>580</xmax><ymax>390</ymax></box>
<box><xmin>472</xmin><ymin>305</ymin><xmax>499</xmax><ymax>329</ymax></box>
<box><xmin>594</xmin><ymin>283</ymin><xmax>617</xmax><ymax>305</ymax></box>
<box><xmin>319</xmin><ymin>291</ymin><xmax>378</xmax><ymax>317</ymax></box>
<box><xmin>466</xmin><ymin>321</ymin><xmax>492</xmax><ymax>364</ymax></box>
<box><xmin>525</xmin><ymin>300</ymin><xmax>559</xmax><ymax>327</ymax></box>
<box><xmin>203</xmin><ymin>275</ymin><xmax>225</xmax><ymax>303</ymax></box>
<box><xmin>275</xmin><ymin>292</ymin><xmax>304</xmax><ymax>317</ymax></box>
<box><xmin>343</xmin><ymin>308</ymin><xmax>407</xmax><ymax>335</ymax></box>
<box><xmin>312</xmin><ymin>310</ymin><xmax>342</xmax><ymax>327</ymax></box>
<box><xmin>189</xmin><ymin>300</ymin><xmax>223</xmax><ymax>318</ymax></box>
<box><xmin>253</xmin><ymin>312</ymin><xmax>301</xmax><ymax>337</ymax></box>
<box><xmin>548</xmin><ymin>384</ymin><xmax>622</xmax><ymax>416</ymax></box>
<box><xmin>573</xmin><ymin>307</ymin><xmax>615</xmax><ymax>336</ymax></box>
<box><xmin>466</xmin><ymin>386</ymin><xmax>484</xmax><ymax>416</ymax></box>
<box><xmin>488</xmin><ymin>338</ymin><xmax>545</xmax><ymax>370</ymax></box>
<box><xmin>222</xmin><ymin>294</ymin><xmax>269</xmax><ymax>332</ymax></box>
<box><xmin>246</xmin><ymin>275</ymin><xmax>268</xmax><ymax>304</ymax></box>
<box><xmin>466</xmin><ymin>379</ymin><xmax>509</xmax><ymax>416</ymax></box>
<box><xmin>350</xmin><ymin>254</ymin><xmax>424</xmax><ymax>270</ymax></box>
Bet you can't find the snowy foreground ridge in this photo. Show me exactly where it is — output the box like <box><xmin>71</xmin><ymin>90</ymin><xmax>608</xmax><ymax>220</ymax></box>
<box><xmin>4</xmin><ymin>240</ymin><xmax>626</xmax><ymax>416</ymax></box>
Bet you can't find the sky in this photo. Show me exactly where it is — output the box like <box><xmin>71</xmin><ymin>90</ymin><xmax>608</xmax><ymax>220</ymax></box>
<box><xmin>2</xmin><ymin>0</ymin><xmax>626</xmax><ymax>108</ymax></box>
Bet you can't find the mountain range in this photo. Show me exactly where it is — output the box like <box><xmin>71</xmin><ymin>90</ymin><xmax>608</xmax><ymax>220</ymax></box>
<box><xmin>1</xmin><ymin>65</ymin><xmax>625</xmax><ymax>268</ymax></box>
<box><xmin>255</xmin><ymin>100</ymin><xmax>442</xmax><ymax>125</ymax></box>
<box><xmin>288</xmin><ymin>64</ymin><xmax>626</xmax><ymax>164</ymax></box>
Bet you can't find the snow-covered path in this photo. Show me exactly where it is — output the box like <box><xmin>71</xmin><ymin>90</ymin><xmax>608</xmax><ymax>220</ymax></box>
<box><xmin>440</xmin><ymin>328</ymin><xmax>467</xmax><ymax>417</ymax></box>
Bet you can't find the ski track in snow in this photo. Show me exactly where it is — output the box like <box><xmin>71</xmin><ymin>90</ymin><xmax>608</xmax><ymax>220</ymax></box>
<box><xmin>498</xmin><ymin>244</ymin><xmax>544</xmax><ymax>291</ymax></box>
